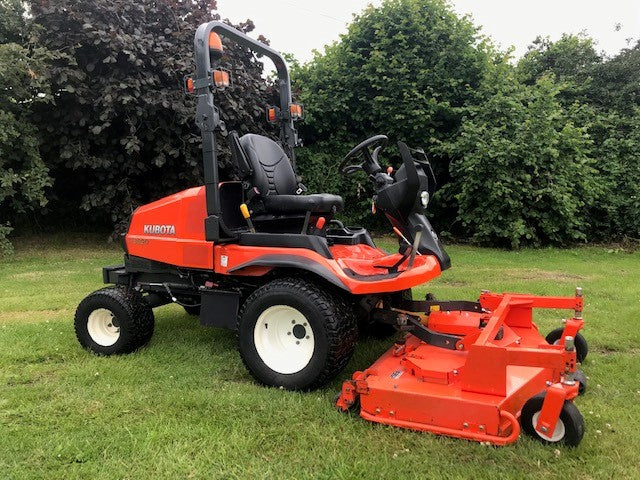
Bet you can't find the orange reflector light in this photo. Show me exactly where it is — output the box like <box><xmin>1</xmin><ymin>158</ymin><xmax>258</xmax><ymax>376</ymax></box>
<box><xmin>266</xmin><ymin>106</ymin><xmax>278</xmax><ymax>123</ymax></box>
<box><xmin>212</xmin><ymin>70</ymin><xmax>230</xmax><ymax>88</ymax></box>
<box><xmin>185</xmin><ymin>77</ymin><xmax>194</xmax><ymax>93</ymax></box>
<box><xmin>289</xmin><ymin>103</ymin><xmax>303</xmax><ymax>119</ymax></box>
<box><xmin>209</xmin><ymin>32</ymin><xmax>223</xmax><ymax>53</ymax></box>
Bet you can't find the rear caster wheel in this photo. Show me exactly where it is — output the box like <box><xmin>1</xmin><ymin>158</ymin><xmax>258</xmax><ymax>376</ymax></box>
<box><xmin>74</xmin><ymin>286</ymin><xmax>154</xmax><ymax>355</ymax></box>
<box><xmin>546</xmin><ymin>328</ymin><xmax>588</xmax><ymax>363</ymax></box>
<box><xmin>237</xmin><ymin>278</ymin><xmax>358</xmax><ymax>391</ymax></box>
<box><xmin>574</xmin><ymin>370</ymin><xmax>587</xmax><ymax>395</ymax></box>
<box><xmin>521</xmin><ymin>393</ymin><xmax>585</xmax><ymax>447</ymax></box>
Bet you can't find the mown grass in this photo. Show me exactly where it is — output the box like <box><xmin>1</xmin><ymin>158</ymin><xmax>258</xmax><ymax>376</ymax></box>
<box><xmin>1</xmin><ymin>234</ymin><xmax>639</xmax><ymax>479</ymax></box>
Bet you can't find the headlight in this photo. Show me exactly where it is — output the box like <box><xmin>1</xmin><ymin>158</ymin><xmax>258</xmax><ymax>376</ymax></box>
<box><xmin>420</xmin><ymin>190</ymin><xmax>429</xmax><ymax>208</ymax></box>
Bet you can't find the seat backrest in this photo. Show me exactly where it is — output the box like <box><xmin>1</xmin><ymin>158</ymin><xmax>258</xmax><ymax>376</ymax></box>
<box><xmin>239</xmin><ymin>134</ymin><xmax>297</xmax><ymax>196</ymax></box>
<box><xmin>229</xmin><ymin>131</ymin><xmax>253</xmax><ymax>180</ymax></box>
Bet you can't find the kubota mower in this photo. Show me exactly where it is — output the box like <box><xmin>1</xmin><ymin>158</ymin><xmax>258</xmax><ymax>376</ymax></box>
<box><xmin>74</xmin><ymin>21</ymin><xmax>588</xmax><ymax>446</ymax></box>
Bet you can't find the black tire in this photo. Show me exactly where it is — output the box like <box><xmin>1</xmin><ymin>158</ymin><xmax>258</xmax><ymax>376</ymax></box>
<box><xmin>183</xmin><ymin>304</ymin><xmax>201</xmax><ymax>316</ymax></box>
<box><xmin>237</xmin><ymin>277</ymin><xmax>358</xmax><ymax>391</ymax></box>
<box><xmin>74</xmin><ymin>286</ymin><xmax>155</xmax><ymax>355</ymax></box>
<box><xmin>546</xmin><ymin>328</ymin><xmax>588</xmax><ymax>363</ymax></box>
<box><xmin>521</xmin><ymin>393</ymin><xmax>585</xmax><ymax>447</ymax></box>
<box><xmin>574</xmin><ymin>369</ymin><xmax>587</xmax><ymax>395</ymax></box>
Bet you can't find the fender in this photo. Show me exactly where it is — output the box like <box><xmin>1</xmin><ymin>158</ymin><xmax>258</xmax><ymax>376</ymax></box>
<box><xmin>228</xmin><ymin>254</ymin><xmax>348</xmax><ymax>291</ymax></box>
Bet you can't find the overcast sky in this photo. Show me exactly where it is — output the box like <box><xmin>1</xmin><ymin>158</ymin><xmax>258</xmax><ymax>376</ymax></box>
<box><xmin>216</xmin><ymin>0</ymin><xmax>640</xmax><ymax>64</ymax></box>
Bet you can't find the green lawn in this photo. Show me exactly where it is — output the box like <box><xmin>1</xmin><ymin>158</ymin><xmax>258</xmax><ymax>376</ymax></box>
<box><xmin>1</xmin><ymin>235</ymin><xmax>639</xmax><ymax>479</ymax></box>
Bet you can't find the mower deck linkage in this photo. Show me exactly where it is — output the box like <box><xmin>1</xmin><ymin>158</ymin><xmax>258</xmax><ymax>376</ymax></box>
<box><xmin>336</xmin><ymin>289</ymin><xmax>586</xmax><ymax>446</ymax></box>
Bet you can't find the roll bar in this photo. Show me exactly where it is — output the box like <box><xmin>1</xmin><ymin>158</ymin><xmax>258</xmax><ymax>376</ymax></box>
<box><xmin>192</xmin><ymin>21</ymin><xmax>299</xmax><ymax>241</ymax></box>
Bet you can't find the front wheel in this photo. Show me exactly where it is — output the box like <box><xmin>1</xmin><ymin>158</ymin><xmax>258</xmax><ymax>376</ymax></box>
<box><xmin>74</xmin><ymin>287</ymin><xmax>155</xmax><ymax>355</ymax></box>
<box><xmin>520</xmin><ymin>393</ymin><xmax>585</xmax><ymax>447</ymax></box>
<box><xmin>237</xmin><ymin>278</ymin><xmax>358</xmax><ymax>390</ymax></box>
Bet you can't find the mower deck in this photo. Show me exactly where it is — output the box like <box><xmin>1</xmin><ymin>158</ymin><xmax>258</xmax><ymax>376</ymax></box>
<box><xmin>337</xmin><ymin>290</ymin><xmax>585</xmax><ymax>446</ymax></box>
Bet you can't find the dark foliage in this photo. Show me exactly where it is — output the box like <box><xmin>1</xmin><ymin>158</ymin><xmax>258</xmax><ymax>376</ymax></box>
<box><xmin>27</xmin><ymin>0</ymin><xmax>272</xmax><ymax>229</ymax></box>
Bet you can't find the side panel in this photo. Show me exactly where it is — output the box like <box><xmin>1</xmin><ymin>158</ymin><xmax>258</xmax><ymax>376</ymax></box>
<box><xmin>125</xmin><ymin>187</ymin><xmax>214</xmax><ymax>269</ymax></box>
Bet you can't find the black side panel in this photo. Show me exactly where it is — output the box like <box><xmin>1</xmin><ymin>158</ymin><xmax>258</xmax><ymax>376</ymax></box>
<box><xmin>103</xmin><ymin>265</ymin><xmax>128</xmax><ymax>284</ymax></box>
<box><xmin>200</xmin><ymin>290</ymin><xmax>240</xmax><ymax>329</ymax></box>
<box><xmin>238</xmin><ymin>232</ymin><xmax>333</xmax><ymax>259</ymax></box>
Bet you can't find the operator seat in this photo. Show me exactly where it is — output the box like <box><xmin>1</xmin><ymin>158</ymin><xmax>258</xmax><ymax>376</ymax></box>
<box><xmin>231</xmin><ymin>132</ymin><xmax>343</xmax><ymax>215</ymax></box>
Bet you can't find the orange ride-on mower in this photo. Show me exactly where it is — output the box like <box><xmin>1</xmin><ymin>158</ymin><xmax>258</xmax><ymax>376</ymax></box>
<box><xmin>74</xmin><ymin>22</ymin><xmax>588</xmax><ymax>446</ymax></box>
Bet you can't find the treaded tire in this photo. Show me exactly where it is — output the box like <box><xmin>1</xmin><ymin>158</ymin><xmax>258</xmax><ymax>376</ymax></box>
<box><xmin>237</xmin><ymin>277</ymin><xmax>358</xmax><ymax>391</ymax></box>
<box><xmin>574</xmin><ymin>369</ymin><xmax>587</xmax><ymax>395</ymax></box>
<box><xmin>546</xmin><ymin>328</ymin><xmax>588</xmax><ymax>363</ymax></box>
<box><xmin>520</xmin><ymin>393</ymin><xmax>585</xmax><ymax>447</ymax></box>
<box><xmin>75</xmin><ymin>286</ymin><xmax>155</xmax><ymax>355</ymax></box>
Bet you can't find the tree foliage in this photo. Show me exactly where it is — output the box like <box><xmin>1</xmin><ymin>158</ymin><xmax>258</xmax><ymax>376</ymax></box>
<box><xmin>1</xmin><ymin>0</ymin><xmax>639</xmax><ymax>249</ymax></box>
<box><xmin>293</xmin><ymin>0</ymin><xmax>492</xmax><ymax>227</ymax></box>
<box><xmin>27</xmin><ymin>0</ymin><xmax>271</xmax><ymax>228</ymax></box>
<box><xmin>0</xmin><ymin>1</ymin><xmax>54</xmax><ymax>254</ymax></box>
<box><xmin>443</xmin><ymin>65</ymin><xmax>597</xmax><ymax>247</ymax></box>
<box><xmin>519</xmin><ymin>36</ymin><xmax>640</xmax><ymax>240</ymax></box>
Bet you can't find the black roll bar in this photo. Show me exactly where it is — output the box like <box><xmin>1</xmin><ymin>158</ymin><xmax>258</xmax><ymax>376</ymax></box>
<box><xmin>193</xmin><ymin>21</ymin><xmax>298</xmax><ymax>241</ymax></box>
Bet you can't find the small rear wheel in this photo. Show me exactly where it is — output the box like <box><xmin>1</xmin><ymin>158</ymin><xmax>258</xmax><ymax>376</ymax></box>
<box><xmin>521</xmin><ymin>393</ymin><xmax>585</xmax><ymax>447</ymax></box>
<box><xmin>74</xmin><ymin>287</ymin><xmax>154</xmax><ymax>355</ymax></box>
<box><xmin>546</xmin><ymin>328</ymin><xmax>588</xmax><ymax>363</ymax></box>
<box><xmin>574</xmin><ymin>370</ymin><xmax>587</xmax><ymax>395</ymax></box>
<box><xmin>237</xmin><ymin>277</ymin><xmax>358</xmax><ymax>390</ymax></box>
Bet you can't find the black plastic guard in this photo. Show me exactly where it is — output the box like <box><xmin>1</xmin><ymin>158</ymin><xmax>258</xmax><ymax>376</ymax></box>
<box><xmin>200</xmin><ymin>289</ymin><xmax>240</xmax><ymax>329</ymax></box>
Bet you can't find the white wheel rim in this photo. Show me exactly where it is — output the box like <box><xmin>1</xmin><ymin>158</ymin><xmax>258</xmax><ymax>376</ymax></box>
<box><xmin>253</xmin><ymin>305</ymin><xmax>315</xmax><ymax>374</ymax></box>
<box><xmin>532</xmin><ymin>412</ymin><xmax>566</xmax><ymax>442</ymax></box>
<box><xmin>87</xmin><ymin>308</ymin><xmax>120</xmax><ymax>347</ymax></box>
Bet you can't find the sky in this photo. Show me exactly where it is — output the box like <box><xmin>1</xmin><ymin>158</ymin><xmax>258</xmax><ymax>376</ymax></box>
<box><xmin>216</xmin><ymin>0</ymin><xmax>640</xmax><ymax>64</ymax></box>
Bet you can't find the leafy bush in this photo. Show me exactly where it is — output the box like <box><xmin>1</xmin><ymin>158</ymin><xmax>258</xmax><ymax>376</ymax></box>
<box><xmin>293</xmin><ymin>0</ymin><xmax>493</xmax><ymax>228</ymax></box>
<box><xmin>0</xmin><ymin>37</ymin><xmax>54</xmax><ymax>253</ymax></box>
<box><xmin>442</xmin><ymin>65</ymin><xmax>598</xmax><ymax>247</ymax></box>
<box><xmin>27</xmin><ymin>0</ymin><xmax>272</xmax><ymax>229</ymax></box>
<box><xmin>519</xmin><ymin>36</ymin><xmax>640</xmax><ymax>241</ymax></box>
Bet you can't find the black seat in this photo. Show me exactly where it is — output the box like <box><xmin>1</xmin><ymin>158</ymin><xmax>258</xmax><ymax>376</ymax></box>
<box><xmin>233</xmin><ymin>133</ymin><xmax>343</xmax><ymax>214</ymax></box>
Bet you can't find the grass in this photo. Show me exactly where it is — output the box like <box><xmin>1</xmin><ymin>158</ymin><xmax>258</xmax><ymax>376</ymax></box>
<box><xmin>1</xmin><ymin>234</ymin><xmax>640</xmax><ymax>479</ymax></box>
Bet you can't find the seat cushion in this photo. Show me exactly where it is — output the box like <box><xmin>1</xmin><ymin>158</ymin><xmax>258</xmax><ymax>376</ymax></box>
<box><xmin>264</xmin><ymin>194</ymin><xmax>344</xmax><ymax>214</ymax></box>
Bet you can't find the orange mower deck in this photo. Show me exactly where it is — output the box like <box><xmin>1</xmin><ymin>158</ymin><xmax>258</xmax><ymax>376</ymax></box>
<box><xmin>337</xmin><ymin>290</ymin><xmax>586</xmax><ymax>446</ymax></box>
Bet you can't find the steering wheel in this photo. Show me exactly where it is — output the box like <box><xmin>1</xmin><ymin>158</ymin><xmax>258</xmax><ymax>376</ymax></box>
<box><xmin>339</xmin><ymin>135</ymin><xmax>388</xmax><ymax>175</ymax></box>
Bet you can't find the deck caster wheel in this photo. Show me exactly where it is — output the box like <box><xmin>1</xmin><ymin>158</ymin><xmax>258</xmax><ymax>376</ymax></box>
<box><xmin>546</xmin><ymin>327</ymin><xmax>588</xmax><ymax>363</ymax></box>
<box><xmin>237</xmin><ymin>278</ymin><xmax>358</xmax><ymax>391</ymax></box>
<box><xmin>75</xmin><ymin>287</ymin><xmax>155</xmax><ymax>355</ymax></box>
<box><xmin>574</xmin><ymin>370</ymin><xmax>587</xmax><ymax>395</ymax></box>
<box><xmin>521</xmin><ymin>393</ymin><xmax>585</xmax><ymax>447</ymax></box>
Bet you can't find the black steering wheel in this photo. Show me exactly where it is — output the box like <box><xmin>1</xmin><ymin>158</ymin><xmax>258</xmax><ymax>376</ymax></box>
<box><xmin>339</xmin><ymin>135</ymin><xmax>388</xmax><ymax>175</ymax></box>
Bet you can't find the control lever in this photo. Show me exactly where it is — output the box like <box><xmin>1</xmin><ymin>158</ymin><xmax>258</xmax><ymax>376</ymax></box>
<box><xmin>407</xmin><ymin>225</ymin><xmax>423</xmax><ymax>269</ymax></box>
<box><xmin>393</xmin><ymin>227</ymin><xmax>421</xmax><ymax>256</ymax></box>
<box><xmin>240</xmin><ymin>203</ymin><xmax>256</xmax><ymax>233</ymax></box>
